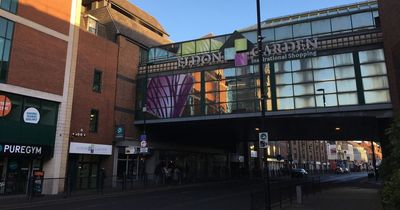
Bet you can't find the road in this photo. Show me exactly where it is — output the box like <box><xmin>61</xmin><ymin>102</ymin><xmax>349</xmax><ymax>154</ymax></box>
<box><xmin>1</xmin><ymin>172</ymin><xmax>368</xmax><ymax>210</ymax></box>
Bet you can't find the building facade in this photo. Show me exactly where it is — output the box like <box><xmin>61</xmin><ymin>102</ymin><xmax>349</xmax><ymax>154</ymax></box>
<box><xmin>135</xmin><ymin>0</ymin><xmax>391</xmax><ymax>177</ymax></box>
<box><xmin>0</xmin><ymin>0</ymin><xmax>81</xmax><ymax>194</ymax></box>
<box><xmin>0</xmin><ymin>0</ymin><xmax>170</xmax><ymax>195</ymax></box>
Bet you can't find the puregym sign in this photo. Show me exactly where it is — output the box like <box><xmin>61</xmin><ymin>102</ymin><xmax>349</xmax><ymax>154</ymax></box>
<box><xmin>0</xmin><ymin>144</ymin><xmax>43</xmax><ymax>155</ymax></box>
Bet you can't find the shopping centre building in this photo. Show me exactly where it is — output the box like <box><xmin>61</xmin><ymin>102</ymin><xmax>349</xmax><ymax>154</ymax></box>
<box><xmin>134</xmin><ymin>0</ymin><xmax>392</xmax><ymax>178</ymax></box>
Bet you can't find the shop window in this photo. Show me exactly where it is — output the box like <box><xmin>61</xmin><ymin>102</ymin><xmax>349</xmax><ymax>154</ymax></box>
<box><xmin>335</xmin><ymin>66</ymin><xmax>355</xmax><ymax>79</ymax></box>
<box><xmin>276</xmin><ymin>85</ymin><xmax>293</xmax><ymax>97</ymax></box>
<box><xmin>92</xmin><ymin>70</ymin><xmax>102</xmax><ymax>93</ymax></box>
<box><xmin>364</xmin><ymin>90</ymin><xmax>390</xmax><ymax>104</ymax></box>
<box><xmin>0</xmin><ymin>0</ymin><xmax>18</xmax><ymax>14</ymax></box>
<box><xmin>277</xmin><ymin>98</ymin><xmax>294</xmax><ymax>110</ymax></box>
<box><xmin>295</xmin><ymin>96</ymin><xmax>315</xmax><ymax>109</ymax></box>
<box><xmin>89</xmin><ymin>109</ymin><xmax>99</xmax><ymax>132</ymax></box>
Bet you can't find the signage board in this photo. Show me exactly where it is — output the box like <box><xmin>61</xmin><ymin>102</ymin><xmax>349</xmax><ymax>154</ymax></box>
<box><xmin>139</xmin><ymin>147</ymin><xmax>148</xmax><ymax>153</ymax></box>
<box><xmin>0</xmin><ymin>95</ymin><xmax>12</xmax><ymax>117</ymax></box>
<box><xmin>250</xmin><ymin>150</ymin><xmax>258</xmax><ymax>158</ymax></box>
<box><xmin>69</xmin><ymin>142</ymin><xmax>112</xmax><ymax>155</ymax></box>
<box><xmin>115</xmin><ymin>126</ymin><xmax>125</xmax><ymax>139</ymax></box>
<box><xmin>140</xmin><ymin>140</ymin><xmax>147</xmax><ymax>148</ymax></box>
<box><xmin>259</xmin><ymin>132</ymin><xmax>268</xmax><ymax>148</ymax></box>
<box><xmin>23</xmin><ymin>107</ymin><xmax>40</xmax><ymax>124</ymax></box>
<box><xmin>125</xmin><ymin>146</ymin><xmax>135</xmax><ymax>154</ymax></box>
<box><xmin>0</xmin><ymin>144</ymin><xmax>43</xmax><ymax>155</ymax></box>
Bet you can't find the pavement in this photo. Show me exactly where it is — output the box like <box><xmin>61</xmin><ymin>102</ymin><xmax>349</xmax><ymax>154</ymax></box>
<box><xmin>0</xmin><ymin>174</ymin><xmax>383</xmax><ymax>210</ymax></box>
<box><xmin>274</xmin><ymin>177</ymin><xmax>383</xmax><ymax>210</ymax></box>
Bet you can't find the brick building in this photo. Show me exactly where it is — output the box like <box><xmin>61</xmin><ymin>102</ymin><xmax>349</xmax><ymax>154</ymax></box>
<box><xmin>0</xmin><ymin>0</ymin><xmax>169</xmax><ymax>195</ymax></box>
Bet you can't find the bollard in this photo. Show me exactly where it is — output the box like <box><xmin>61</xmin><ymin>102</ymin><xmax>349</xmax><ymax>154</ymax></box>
<box><xmin>296</xmin><ymin>185</ymin><xmax>302</xmax><ymax>204</ymax></box>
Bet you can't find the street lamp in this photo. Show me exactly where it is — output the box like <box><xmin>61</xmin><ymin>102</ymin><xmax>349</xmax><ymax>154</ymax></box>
<box><xmin>256</xmin><ymin>0</ymin><xmax>271</xmax><ymax>209</ymax></box>
<box><xmin>317</xmin><ymin>88</ymin><xmax>326</xmax><ymax>107</ymax></box>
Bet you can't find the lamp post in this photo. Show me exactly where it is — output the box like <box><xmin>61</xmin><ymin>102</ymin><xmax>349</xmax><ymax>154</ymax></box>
<box><xmin>256</xmin><ymin>0</ymin><xmax>271</xmax><ymax>209</ymax></box>
<box><xmin>317</xmin><ymin>88</ymin><xmax>326</xmax><ymax>107</ymax></box>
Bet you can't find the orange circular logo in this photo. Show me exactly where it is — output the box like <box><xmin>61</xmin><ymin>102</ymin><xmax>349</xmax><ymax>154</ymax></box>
<box><xmin>0</xmin><ymin>95</ymin><xmax>12</xmax><ymax>117</ymax></box>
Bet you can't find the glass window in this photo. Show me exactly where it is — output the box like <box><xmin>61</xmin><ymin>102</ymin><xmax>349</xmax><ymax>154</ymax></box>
<box><xmin>362</xmin><ymin>76</ymin><xmax>389</xmax><ymax>90</ymax></box>
<box><xmin>293</xmin><ymin>71</ymin><xmax>313</xmax><ymax>83</ymax></box>
<box><xmin>352</xmin><ymin>12</ymin><xmax>373</xmax><ymax>28</ymax></box>
<box><xmin>294</xmin><ymin>83</ymin><xmax>314</xmax><ymax>96</ymax></box>
<box><xmin>276</xmin><ymin>85</ymin><xmax>293</xmax><ymax>97</ymax></box>
<box><xmin>336</xmin><ymin>79</ymin><xmax>357</xmax><ymax>92</ymax></box>
<box><xmin>40</xmin><ymin>101</ymin><xmax>58</xmax><ymax>126</ymax></box>
<box><xmin>274</xmin><ymin>61</ymin><xmax>291</xmax><ymax>73</ymax></box>
<box><xmin>311</xmin><ymin>19</ymin><xmax>331</xmax><ymax>35</ymax></box>
<box><xmin>359</xmin><ymin>49</ymin><xmax>385</xmax><ymax>63</ymax></box>
<box><xmin>275</xmin><ymin>73</ymin><xmax>292</xmax><ymax>85</ymax></box>
<box><xmin>293</xmin><ymin>22</ymin><xmax>311</xmax><ymax>37</ymax></box>
<box><xmin>360</xmin><ymin>63</ymin><xmax>387</xmax><ymax>77</ymax></box>
<box><xmin>316</xmin><ymin>94</ymin><xmax>338</xmax><ymax>107</ymax></box>
<box><xmin>211</xmin><ymin>37</ymin><xmax>225</xmax><ymax>51</ymax></box>
<box><xmin>3</xmin><ymin>39</ymin><xmax>10</xmax><ymax>61</ymax></box>
<box><xmin>261</xmin><ymin>28</ymin><xmax>275</xmax><ymax>42</ymax></box>
<box><xmin>275</xmin><ymin>25</ymin><xmax>292</xmax><ymax>40</ymax></box>
<box><xmin>331</xmin><ymin>16</ymin><xmax>352</xmax><ymax>32</ymax></box>
<box><xmin>314</xmin><ymin>68</ymin><xmax>335</xmax><ymax>81</ymax></box>
<box><xmin>196</xmin><ymin>39</ymin><xmax>210</xmax><ymax>53</ymax></box>
<box><xmin>181</xmin><ymin>41</ymin><xmax>195</xmax><ymax>55</ymax></box>
<box><xmin>243</xmin><ymin>31</ymin><xmax>257</xmax><ymax>43</ymax></box>
<box><xmin>92</xmin><ymin>70</ymin><xmax>102</xmax><ymax>93</ymax></box>
<box><xmin>0</xmin><ymin>18</ymin><xmax>6</xmax><ymax>37</ymax></box>
<box><xmin>89</xmin><ymin>109</ymin><xmax>99</xmax><ymax>133</ymax></box>
<box><xmin>335</xmin><ymin>66</ymin><xmax>355</xmax><ymax>79</ymax></box>
<box><xmin>292</xmin><ymin>58</ymin><xmax>313</xmax><ymax>71</ymax></box>
<box><xmin>277</xmin><ymin>98</ymin><xmax>294</xmax><ymax>110</ymax></box>
<box><xmin>0</xmin><ymin>38</ymin><xmax>4</xmax><ymax>60</ymax></box>
<box><xmin>333</xmin><ymin>53</ymin><xmax>353</xmax><ymax>66</ymax></box>
<box><xmin>338</xmin><ymin>93</ymin><xmax>358</xmax><ymax>105</ymax></box>
<box><xmin>1</xmin><ymin>0</ymin><xmax>18</xmax><ymax>13</ymax></box>
<box><xmin>295</xmin><ymin>96</ymin><xmax>315</xmax><ymax>109</ymax></box>
<box><xmin>312</xmin><ymin>56</ymin><xmax>333</xmax><ymax>69</ymax></box>
<box><xmin>314</xmin><ymin>81</ymin><xmax>336</xmax><ymax>94</ymax></box>
<box><xmin>364</xmin><ymin>90</ymin><xmax>390</xmax><ymax>104</ymax></box>
<box><xmin>87</xmin><ymin>17</ymin><xmax>98</xmax><ymax>35</ymax></box>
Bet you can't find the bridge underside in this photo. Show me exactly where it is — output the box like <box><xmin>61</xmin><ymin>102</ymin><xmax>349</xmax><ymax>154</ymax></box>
<box><xmin>140</xmin><ymin>109</ymin><xmax>392</xmax><ymax>149</ymax></box>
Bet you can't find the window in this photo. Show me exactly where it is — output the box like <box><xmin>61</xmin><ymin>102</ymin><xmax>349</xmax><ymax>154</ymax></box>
<box><xmin>0</xmin><ymin>17</ymin><xmax>14</xmax><ymax>82</ymax></box>
<box><xmin>352</xmin><ymin>12</ymin><xmax>374</xmax><ymax>29</ymax></box>
<box><xmin>89</xmin><ymin>109</ymin><xmax>99</xmax><ymax>132</ymax></box>
<box><xmin>87</xmin><ymin>17</ymin><xmax>98</xmax><ymax>35</ymax></box>
<box><xmin>92</xmin><ymin>70</ymin><xmax>102</xmax><ymax>93</ymax></box>
<box><xmin>331</xmin><ymin>16</ymin><xmax>352</xmax><ymax>32</ymax></box>
<box><xmin>139</xmin><ymin>48</ymin><xmax>148</xmax><ymax>64</ymax></box>
<box><xmin>0</xmin><ymin>0</ymin><xmax>18</xmax><ymax>13</ymax></box>
<box><xmin>275</xmin><ymin>25</ymin><xmax>292</xmax><ymax>40</ymax></box>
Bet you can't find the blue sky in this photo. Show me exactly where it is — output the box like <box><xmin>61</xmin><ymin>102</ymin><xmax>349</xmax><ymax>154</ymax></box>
<box><xmin>131</xmin><ymin>0</ymin><xmax>366</xmax><ymax>42</ymax></box>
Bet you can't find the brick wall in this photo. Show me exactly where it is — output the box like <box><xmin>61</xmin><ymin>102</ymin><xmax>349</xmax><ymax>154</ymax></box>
<box><xmin>7</xmin><ymin>23</ymin><xmax>67</xmax><ymax>95</ymax></box>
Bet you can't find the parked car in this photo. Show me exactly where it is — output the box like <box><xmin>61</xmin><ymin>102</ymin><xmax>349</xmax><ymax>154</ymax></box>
<box><xmin>291</xmin><ymin>168</ymin><xmax>308</xmax><ymax>178</ymax></box>
<box><xmin>335</xmin><ymin>167</ymin><xmax>344</xmax><ymax>174</ymax></box>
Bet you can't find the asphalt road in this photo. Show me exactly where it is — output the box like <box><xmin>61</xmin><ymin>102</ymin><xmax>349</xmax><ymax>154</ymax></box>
<box><xmin>2</xmin><ymin>173</ymin><xmax>368</xmax><ymax>210</ymax></box>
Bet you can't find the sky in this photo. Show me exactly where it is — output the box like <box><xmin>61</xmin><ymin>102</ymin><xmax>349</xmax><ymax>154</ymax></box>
<box><xmin>131</xmin><ymin>0</ymin><xmax>367</xmax><ymax>42</ymax></box>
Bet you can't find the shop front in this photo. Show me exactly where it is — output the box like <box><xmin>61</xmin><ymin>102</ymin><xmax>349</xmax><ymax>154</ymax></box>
<box><xmin>68</xmin><ymin>142</ymin><xmax>112</xmax><ymax>190</ymax></box>
<box><xmin>0</xmin><ymin>92</ymin><xmax>59</xmax><ymax>195</ymax></box>
<box><xmin>0</xmin><ymin>144</ymin><xmax>52</xmax><ymax>195</ymax></box>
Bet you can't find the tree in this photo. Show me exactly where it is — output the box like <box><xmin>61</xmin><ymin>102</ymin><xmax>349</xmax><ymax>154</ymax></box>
<box><xmin>381</xmin><ymin>114</ymin><xmax>400</xmax><ymax>209</ymax></box>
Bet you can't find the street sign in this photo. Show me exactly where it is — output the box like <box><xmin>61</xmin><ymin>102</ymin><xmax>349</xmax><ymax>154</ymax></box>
<box><xmin>125</xmin><ymin>146</ymin><xmax>135</xmax><ymax>154</ymax></box>
<box><xmin>259</xmin><ymin>132</ymin><xmax>268</xmax><ymax>148</ymax></box>
<box><xmin>140</xmin><ymin>140</ymin><xmax>147</xmax><ymax>148</ymax></box>
<box><xmin>140</xmin><ymin>147</ymin><xmax>148</xmax><ymax>153</ymax></box>
<box><xmin>115</xmin><ymin>126</ymin><xmax>125</xmax><ymax>139</ymax></box>
<box><xmin>139</xmin><ymin>134</ymin><xmax>147</xmax><ymax>141</ymax></box>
